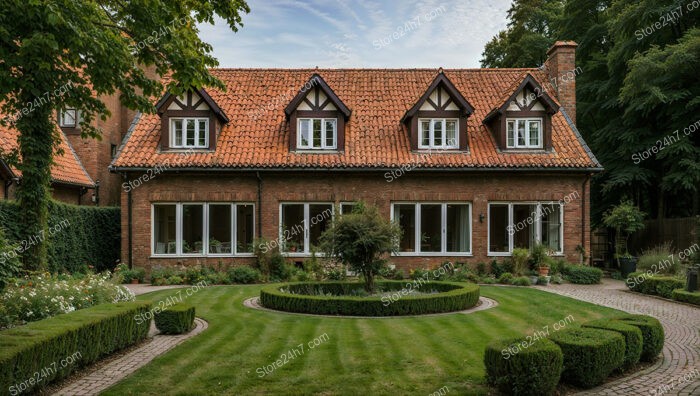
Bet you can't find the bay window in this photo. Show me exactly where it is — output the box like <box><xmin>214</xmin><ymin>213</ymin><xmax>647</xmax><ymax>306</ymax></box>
<box><xmin>391</xmin><ymin>203</ymin><xmax>471</xmax><ymax>255</ymax></box>
<box><xmin>152</xmin><ymin>203</ymin><xmax>254</xmax><ymax>256</ymax></box>
<box><xmin>418</xmin><ymin>119</ymin><xmax>459</xmax><ymax>149</ymax></box>
<box><xmin>280</xmin><ymin>203</ymin><xmax>334</xmax><ymax>254</ymax></box>
<box><xmin>506</xmin><ymin>118</ymin><xmax>542</xmax><ymax>149</ymax></box>
<box><xmin>488</xmin><ymin>202</ymin><xmax>563</xmax><ymax>255</ymax></box>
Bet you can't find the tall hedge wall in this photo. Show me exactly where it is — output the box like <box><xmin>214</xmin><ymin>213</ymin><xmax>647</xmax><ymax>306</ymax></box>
<box><xmin>0</xmin><ymin>200</ymin><xmax>120</xmax><ymax>273</ymax></box>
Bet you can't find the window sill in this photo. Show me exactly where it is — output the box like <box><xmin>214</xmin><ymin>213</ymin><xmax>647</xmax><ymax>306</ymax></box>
<box><xmin>391</xmin><ymin>252</ymin><xmax>473</xmax><ymax>257</ymax></box>
<box><xmin>413</xmin><ymin>149</ymin><xmax>468</xmax><ymax>154</ymax></box>
<box><xmin>292</xmin><ymin>150</ymin><xmax>340</xmax><ymax>154</ymax></box>
<box><xmin>487</xmin><ymin>252</ymin><xmax>564</xmax><ymax>257</ymax></box>
<box><xmin>501</xmin><ymin>149</ymin><xmax>549</xmax><ymax>154</ymax></box>
<box><xmin>150</xmin><ymin>254</ymin><xmax>255</xmax><ymax>259</ymax></box>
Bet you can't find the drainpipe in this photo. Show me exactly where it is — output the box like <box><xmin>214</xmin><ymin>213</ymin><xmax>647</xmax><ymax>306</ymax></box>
<box><xmin>122</xmin><ymin>173</ymin><xmax>133</xmax><ymax>269</ymax></box>
<box><xmin>256</xmin><ymin>171</ymin><xmax>263</xmax><ymax>238</ymax></box>
<box><xmin>582</xmin><ymin>174</ymin><xmax>589</xmax><ymax>264</ymax></box>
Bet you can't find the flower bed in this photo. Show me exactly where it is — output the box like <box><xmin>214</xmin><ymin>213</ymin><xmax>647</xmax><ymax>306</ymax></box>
<box><xmin>259</xmin><ymin>281</ymin><xmax>480</xmax><ymax>316</ymax></box>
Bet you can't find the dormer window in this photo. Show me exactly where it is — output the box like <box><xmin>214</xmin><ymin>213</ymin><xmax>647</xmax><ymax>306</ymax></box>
<box><xmin>298</xmin><ymin>118</ymin><xmax>337</xmax><ymax>149</ymax></box>
<box><xmin>170</xmin><ymin>118</ymin><xmax>209</xmax><ymax>148</ymax></box>
<box><xmin>59</xmin><ymin>108</ymin><xmax>77</xmax><ymax>127</ymax></box>
<box><xmin>419</xmin><ymin>118</ymin><xmax>459</xmax><ymax>149</ymax></box>
<box><xmin>506</xmin><ymin>118</ymin><xmax>542</xmax><ymax>148</ymax></box>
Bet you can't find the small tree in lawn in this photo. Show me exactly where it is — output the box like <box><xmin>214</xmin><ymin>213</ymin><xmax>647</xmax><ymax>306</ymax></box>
<box><xmin>603</xmin><ymin>200</ymin><xmax>646</xmax><ymax>266</ymax></box>
<box><xmin>319</xmin><ymin>203</ymin><xmax>401</xmax><ymax>293</ymax></box>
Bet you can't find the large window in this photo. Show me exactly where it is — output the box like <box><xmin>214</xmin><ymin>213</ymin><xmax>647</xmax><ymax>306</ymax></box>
<box><xmin>280</xmin><ymin>203</ymin><xmax>333</xmax><ymax>254</ymax></box>
<box><xmin>152</xmin><ymin>203</ymin><xmax>254</xmax><ymax>256</ymax></box>
<box><xmin>488</xmin><ymin>202</ymin><xmax>563</xmax><ymax>255</ymax></box>
<box><xmin>506</xmin><ymin>118</ymin><xmax>542</xmax><ymax>148</ymax></box>
<box><xmin>392</xmin><ymin>203</ymin><xmax>471</xmax><ymax>255</ymax></box>
<box><xmin>170</xmin><ymin>118</ymin><xmax>209</xmax><ymax>148</ymax></box>
<box><xmin>418</xmin><ymin>119</ymin><xmax>459</xmax><ymax>149</ymax></box>
<box><xmin>298</xmin><ymin>118</ymin><xmax>337</xmax><ymax>149</ymax></box>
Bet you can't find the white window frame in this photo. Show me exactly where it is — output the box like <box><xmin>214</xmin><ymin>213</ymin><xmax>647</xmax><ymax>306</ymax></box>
<box><xmin>59</xmin><ymin>108</ymin><xmax>77</xmax><ymax>127</ymax></box>
<box><xmin>418</xmin><ymin>118</ymin><xmax>459</xmax><ymax>149</ymax></box>
<box><xmin>297</xmin><ymin>118</ymin><xmax>337</xmax><ymax>150</ymax></box>
<box><xmin>279</xmin><ymin>202</ymin><xmax>335</xmax><ymax>256</ymax></box>
<box><xmin>487</xmin><ymin>202</ymin><xmax>564</xmax><ymax>256</ymax></box>
<box><xmin>151</xmin><ymin>202</ymin><xmax>255</xmax><ymax>257</ymax></box>
<box><xmin>390</xmin><ymin>202</ymin><xmax>472</xmax><ymax>256</ymax></box>
<box><xmin>506</xmin><ymin>118</ymin><xmax>543</xmax><ymax>149</ymax></box>
<box><xmin>170</xmin><ymin>117</ymin><xmax>209</xmax><ymax>149</ymax></box>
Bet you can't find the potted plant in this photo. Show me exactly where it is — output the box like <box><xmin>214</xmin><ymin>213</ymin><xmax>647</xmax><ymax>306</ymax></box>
<box><xmin>530</xmin><ymin>243</ymin><xmax>551</xmax><ymax>276</ymax></box>
<box><xmin>603</xmin><ymin>200</ymin><xmax>646</xmax><ymax>277</ymax></box>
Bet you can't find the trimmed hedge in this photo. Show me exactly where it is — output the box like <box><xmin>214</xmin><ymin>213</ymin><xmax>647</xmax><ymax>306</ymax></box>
<box><xmin>562</xmin><ymin>265</ymin><xmax>603</xmax><ymax>284</ymax></box>
<box><xmin>259</xmin><ymin>281</ymin><xmax>480</xmax><ymax>316</ymax></box>
<box><xmin>582</xmin><ymin>319</ymin><xmax>643</xmax><ymax>369</ymax></box>
<box><xmin>0</xmin><ymin>200</ymin><xmax>120</xmax><ymax>273</ymax></box>
<box><xmin>626</xmin><ymin>272</ymin><xmax>685</xmax><ymax>298</ymax></box>
<box><xmin>612</xmin><ymin>314</ymin><xmax>664</xmax><ymax>362</ymax></box>
<box><xmin>672</xmin><ymin>289</ymin><xmax>700</xmax><ymax>306</ymax></box>
<box><xmin>484</xmin><ymin>337</ymin><xmax>563</xmax><ymax>395</ymax></box>
<box><xmin>550</xmin><ymin>327</ymin><xmax>625</xmax><ymax>388</ymax></box>
<box><xmin>154</xmin><ymin>304</ymin><xmax>196</xmax><ymax>334</ymax></box>
<box><xmin>0</xmin><ymin>301</ymin><xmax>151</xmax><ymax>394</ymax></box>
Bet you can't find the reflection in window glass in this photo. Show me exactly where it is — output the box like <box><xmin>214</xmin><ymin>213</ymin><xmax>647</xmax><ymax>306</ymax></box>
<box><xmin>281</xmin><ymin>204</ymin><xmax>305</xmax><ymax>252</ymax></box>
<box><xmin>541</xmin><ymin>204</ymin><xmax>562</xmax><ymax>252</ymax></box>
<box><xmin>154</xmin><ymin>205</ymin><xmax>176</xmax><ymax>254</ymax></box>
<box><xmin>513</xmin><ymin>204</ymin><xmax>536</xmax><ymax>250</ymax></box>
<box><xmin>208</xmin><ymin>205</ymin><xmax>232</xmax><ymax>254</ymax></box>
<box><xmin>237</xmin><ymin>204</ymin><xmax>254</xmax><ymax>253</ymax></box>
<box><xmin>489</xmin><ymin>204</ymin><xmax>509</xmax><ymax>253</ymax></box>
<box><xmin>420</xmin><ymin>204</ymin><xmax>442</xmax><ymax>252</ymax></box>
<box><xmin>182</xmin><ymin>204</ymin><xmax>204</xmax><ymax>254</ymax></box>
<box><xmin>309</xmin><ymin>204</ymin><xmax>333</xmax><ymax>248</ymax></box>
<box><xmin>394</xmin><ymin>204</ymin><xmax>416</xmax><ymax>252</ymax></box>
<box><xmin>446</xmin><ymin>204</ymin><xmax>470</xmax><ymax>252</ymax></box>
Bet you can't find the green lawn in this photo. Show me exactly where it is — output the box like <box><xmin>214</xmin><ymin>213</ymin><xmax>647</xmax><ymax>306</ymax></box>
<box><xmin>103</xmin><ymin>285</ymin><xmax>622</xmax><ymax>395</ymax></box>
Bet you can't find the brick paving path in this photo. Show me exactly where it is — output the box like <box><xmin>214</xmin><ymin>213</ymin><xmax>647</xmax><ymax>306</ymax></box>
<box><xmin>534</xmin><ymin>279</ymin><xmax>700</xmax><ymax>395</ymax></box>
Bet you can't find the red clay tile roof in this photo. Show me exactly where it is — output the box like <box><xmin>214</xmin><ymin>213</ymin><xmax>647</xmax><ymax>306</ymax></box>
<box><xmin>112</xmin><ymin>68</ymin><xmax>601</xmax><ymax>171</ymax></box>
<box><xmin>0</xmin><ymin>123</ymin><xmax>94</xmax><ymax>187</ymax></box>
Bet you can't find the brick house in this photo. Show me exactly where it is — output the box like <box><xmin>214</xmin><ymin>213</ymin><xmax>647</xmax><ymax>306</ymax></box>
<box><xmin>111</xmin><ymin>41</ymin><xmax>602</xmax><ymax>273</ymax></box>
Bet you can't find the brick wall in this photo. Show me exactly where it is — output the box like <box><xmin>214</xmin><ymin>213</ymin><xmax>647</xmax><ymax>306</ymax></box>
<box><xmin>121</xmin><ymin>170</ymin><xmax>591</xmax><ymax>273</ymax></box>
<box><xmin>545</xmin><ymin>41</ymin><xmax>578</xmax><ymax>125</ymax></box>
<box><xmin>2</xmin><ymin>180</ymin><xmax>86</xmax><ymax>205</ymax></box>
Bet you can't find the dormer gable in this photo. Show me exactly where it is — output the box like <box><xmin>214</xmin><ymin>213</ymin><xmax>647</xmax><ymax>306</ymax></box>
<box><xmin>402</xmin><ymin>72</ymin><xmax>474</xmax><ymax>151</ymax></box>
<box><xmin>156</xmin><ymin>89</ymin><xmax>228</xmax><ymax>151</ymax></box>
<box><xmin>285</xmin><ymin>74</ymin><xmax>350</xmax><ymax>151</ymax></box>
<box><xmin>484</xmin><ymin>74</ymin><xmax>559</xmax><ymax>151</ymax></box>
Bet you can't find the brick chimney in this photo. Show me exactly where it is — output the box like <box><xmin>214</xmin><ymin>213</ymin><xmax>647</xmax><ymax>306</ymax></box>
<box><xmin>545</xmin><ymin>41</ymin><xmax>578</xmax><ymax>125</ymax></box>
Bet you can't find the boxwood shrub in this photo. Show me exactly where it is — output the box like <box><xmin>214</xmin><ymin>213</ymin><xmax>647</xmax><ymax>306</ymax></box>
<box><xmin>484</xmin><ymin>337</ymin><xmax>563</xmax><ymax>395</ymax></box>
<box><xmin>582</xmin><ymin>319</ymin><xmax>643</xmax><ymax>369</ymax></box>
<box><xmin>550</xmin><ymin>327</ymin><xmax>625</xmax><ymax>388</ymax></box>
<box><xmin>154</xmin><ymin>304</ymin><xmax>196</xmax><ymax>334</ymax></box>
<box><xmin>562</xmin><ymin>265</ymin><xmax>603</xmax><ymax>284</ymax></box>
<box><xmin>612</xmin><ymin>314</ymin><xmax>664</xmax><ymax>362</ymax></box>
<box><xmin>626</xmin><ymin>273</ymin><xmax>685</xmax><ymax>298</ymax></box>
<box><xmin>672</xmin><ymin>289</ymin><xmax>700</xmax><ymax>306</ymax></box>
<box><xmin>0</xmin><ymin>301</ymin><xmax>151</xmax><ymax>394</ymax></box>
<box><xmin>259</xmin><ymin>281</ymin><xmax>480</xmax><ymax>316</ymax></box>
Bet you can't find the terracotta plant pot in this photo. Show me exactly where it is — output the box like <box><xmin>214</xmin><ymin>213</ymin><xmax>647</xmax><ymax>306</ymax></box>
<box><xmin>538</xmin><ymin>267</ymin><xmax>550</xmax><ymax>276</ymax></box>
<box><xmin>131</xmin><ymin>278</ymin><xmax>139</xmax><ymax>284</ymax></box>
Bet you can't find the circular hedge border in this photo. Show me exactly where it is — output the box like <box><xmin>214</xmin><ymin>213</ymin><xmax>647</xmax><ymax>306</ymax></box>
<box><xmin>259</xmin><ymin>281</ymin><xmax>480</xmax><ymax>316</ymax></box>
<box><xmin>612</xmin><ymin>314</ymin><xmax>664</xmax><ymax>362</ymax></box>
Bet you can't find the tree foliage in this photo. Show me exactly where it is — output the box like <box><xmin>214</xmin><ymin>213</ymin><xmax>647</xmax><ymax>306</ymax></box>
<box><xmin>0</xmin><ymin>0</ymin><xmax>249</xmax><ymax>268</ymax></box>
<box><xmin>319</xmin><ymin>203</ymin><xmax>401</xmax><ymax>293</ymax></box>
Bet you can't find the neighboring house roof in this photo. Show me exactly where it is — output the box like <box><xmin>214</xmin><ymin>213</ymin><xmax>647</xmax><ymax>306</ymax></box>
<box><xmin>0</xmin><ymin>122</ymin><xmax>94</xmax><ymax>187</ymax></box>
<box><xmin>112</xmin><ymin>68</ymin><xmax>602</xmax><ymax>171</ymax></box>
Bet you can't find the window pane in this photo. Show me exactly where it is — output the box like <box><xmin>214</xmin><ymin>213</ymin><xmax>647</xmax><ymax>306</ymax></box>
<box><xmin>309</xmin><ymin>204</ymin><xmax>332</xmax><ymax>248</ymax></box>
<box><xmin>433</xmin><ymin>120</ymin><xmax>443</xmax><ymax>146</ymax></box>
<box><xmin>236</xmin><ymin>204</ymin><xmax>254</xmax><ymax>253</ymax></box>
<box><xmin>182</xmin><ymin>204</ymin><xmax>204</xmax><ymax>254</ymax></box>
<box><xmin>299</xmin><ymin>120</ymin><xmax>310</xmax><ymax>147</ymax></box>
<box><xmin>198</xmin><ymin>119</ymin><xmax>207</xmax><ymax>147</ymax></box>
<box><xmin>507</xmin><ymin>121</ymin><xmax>515</xmax><ymax>147</ymax></box>
<box><xmin>446</xmin><ymin>120</ymin><xmax>457</xmax><ymax>147</ymax></box>
<box><xmin>421</xmin><ymin>121</ymin><xmax>430</xmax><ymax>146</ymax></box>
<box><xmin>446</xmin><ymin>204</ymin><xmax>470</xmax><ymax>252</ymax></box>
<box><xmin>154</xmin><ymin>205</ymin><xmax>176</xmax><ymax>254</ymax></box>
<box><xmin>394</xmin><ymin>204</ymin><xmax>416</xmax><ymax>252</ymax></box>
<box><xmin>281</xmin><ymin>204</ymin><xmax>305</xmax><ymax>252</ymax></box>
<box><xmin>513</xmin><ymin>204</ymin><xmax>536</xmax><ymax>250</ymax></box>
<box><xmin>420</xmin><ymin>204</ymin><xmax>442</xmax><ymax>252</ymax></box>
<box><xmin>312</xmin><ymin>119</ymin><xmax>322</xmax><ymax>148</ymax></box>
<box><xmin>529</xmin><ymin>121</ymin><xmax>540</xmax><ymax>146</ymax></box>
<box><xmin>186</xmin><ymin>119</ymin><xmax>196</xmax><ymax>146</ymax></box>
<box><xmin>325</xmin><ymin>120</ymin><xmax>336</xmax><ymax>147</ymax></box>
<box><xmin>340</xmin><ymin>203</ymin><xmax>356</xmax><ymax>215</ymax></box>
<box><xmin>209</xmin><ymin>205</ymin><xmax>232</xmax><ymax>254</ymax></box>
<box><xmin>517</xmin><ymin>120</ymin><xmax>526</xmax><ymax>146</ymax></box>
<box><xmin>61</xmin><ymin>109</ymin><xmax>76</xmax><ymax>126</ymax></box>
<box><xmin>541</xmin><ymin>204</ymin><xmax>562</xmax><ymax>252</ymax></box>
<box><xmin>489</xmin><ymin>204</ymin><xmax>509</xmax><ymax>253</ymax></box>
<box><xmin>173</xmin><ymin>120</ymin><xmax>183</xmax><ymax>146</ymax></box>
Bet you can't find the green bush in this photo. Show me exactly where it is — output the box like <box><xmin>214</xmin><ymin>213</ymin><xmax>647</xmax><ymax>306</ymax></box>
<box><xmin>484</xmin><ymin>337</ymin><xmax>563</xmax><ymax>395</ymax></box>
<box><xmin>512</xmin><ymin>276</ymin><xmax>532</xmax><ymax>286</ymax></box>
<box><xmin>512</xmin><ymin>248</ymin><xmax>530</xmax><ymax>276</ymax></box>
<box><xmin>154</xmin><ymin>304</ymin><xmax>195</xmax><ymax>334</ymax></box>
<box><xmin>671</xmin><ymin>289</ymin><xmax>700</xmax><ymax>305</ymax></box>
<box><xmin>550</xmin><ymin>327</ymin><xmax>625</xmax><ymax>388</ymax></box>
<box><xmin>626</xmin><ymin>273</ymin><xmax>685</xmax><ymax>298</ymax></box>
<box><xmin>260</xmin><ymin>281</ymin><xmax>480</xmax><ymax>316</ymax></box>
<box><xmin>582</xmin><ymin>319</ymin><xmax>643</xmax><ymax>369</ymax></box>
<box><xmin>563</xmin><ymin>265</ymin><xmax>603</xmax><ymax>284</ymax></box>
<box><xmin>0</xmin><ymin>223</ymin><xmax>21</xmax><ymax>291</ymax></box>
<box><xmin>637</xmin><ymin>243</ymin><xmax>680</xmax><ymax>275</ymax></box>
<box><xmin>227</xmin><ymin>266</ymin><xmax>261</xmax><ymax>284</ymax></box>
<box><xmin>0</xmin><ymin>200</ymin><xmax>120</xmax><ymax>273</ymax></box>
<box><xmin>0</xmin><ymin>301</ymin><xmax>150</xmax><ymax>394</ymax></box>
<box><xmin>490</xmin><ymin>259</ymin><xmax>514</xmax><ymax>278</ymax></box>
<box><xmin>612</xmin><ymin>315</ymin><xmax>664</xmax><ymax>362</ymax></box>
<box><xmin>498</xmin><ymin>272</ymin><xmax>514</xmax><ymax>284</ymax></box>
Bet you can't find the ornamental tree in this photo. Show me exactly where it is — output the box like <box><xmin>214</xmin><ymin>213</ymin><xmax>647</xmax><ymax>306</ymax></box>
<box><xmin>603</xmin><ymin>201</ymin><xmax>646</xmax><ymax>264</ymax></box>
<box><xmin>319</xmin><ymin>203</ymin><xmax>401</xmax><ymax>293</ymax></box>
<box><xmin>0</xmin><ymin>0</ymin><xmax>249</xmax><ymax>269</ymax></box>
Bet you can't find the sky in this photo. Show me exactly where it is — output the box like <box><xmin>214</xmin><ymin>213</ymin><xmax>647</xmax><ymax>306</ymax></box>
<box><xmin>198</xmin><ymin>0</ymin><xmax>512</xmax><ymax>68</ymax></box>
